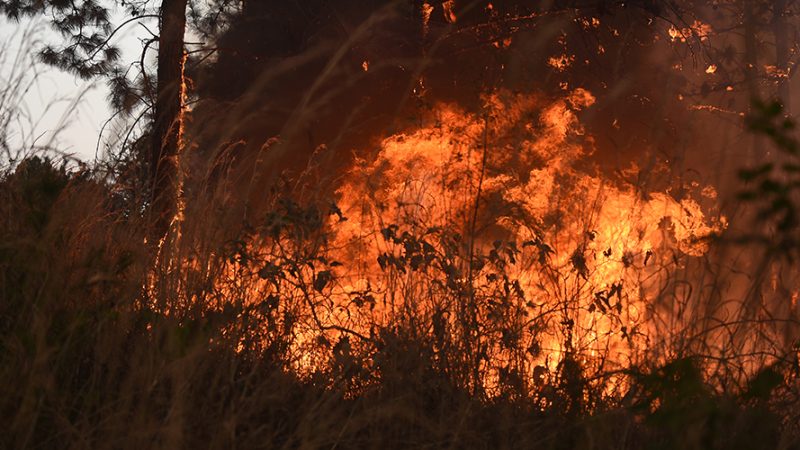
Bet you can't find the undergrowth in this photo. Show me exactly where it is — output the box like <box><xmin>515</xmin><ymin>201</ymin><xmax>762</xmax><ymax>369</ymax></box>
<box><xmin>1</xmin><ymin>132</ymin><xmax>799</xmax><ymax>450</ymax></box>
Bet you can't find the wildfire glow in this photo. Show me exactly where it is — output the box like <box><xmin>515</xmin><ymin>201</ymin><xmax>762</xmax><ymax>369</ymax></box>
<box><xmin>288</xmin><ymin>88</ymin><xmax>726</xmax><ymax>392</ymax></box>
<box><xmin>185</xmin><ymin>88</ymin><xmax>726</xmax><ymax>395</ymax></box>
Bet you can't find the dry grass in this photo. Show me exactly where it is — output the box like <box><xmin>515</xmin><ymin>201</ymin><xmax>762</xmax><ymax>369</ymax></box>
<box><xmin>0</xmin><ymin>147</ymin><xmax>798</xmax><ymax>449</ymax></box>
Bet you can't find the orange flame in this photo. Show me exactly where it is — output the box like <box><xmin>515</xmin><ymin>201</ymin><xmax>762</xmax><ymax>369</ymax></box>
<box><xmin>312</xmin><ymin>89</ymin><xmax>724</xmax><ymax>390</ymax></box>
<box><xmin>185</xmin><ymin>89</ymin><xmax>725</xmax><ymax>395</ymax></box>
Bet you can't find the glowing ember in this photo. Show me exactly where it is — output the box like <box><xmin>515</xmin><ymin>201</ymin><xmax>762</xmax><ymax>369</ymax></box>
<box><xmin>548</xmin><ymin>54</ymin><xmax>575</xmax><ymax>72</ymax></box>
<box><xmin>442</xmin><ymin>0</ymin><xmax>457</xmax><ymax>24</ymax></box>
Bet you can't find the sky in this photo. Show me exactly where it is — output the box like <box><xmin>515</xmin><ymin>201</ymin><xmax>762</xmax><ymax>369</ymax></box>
<box><xmin>0</xmin><ymin>14</ymin><xmax>148</xmax><ymax>162</ymax></box>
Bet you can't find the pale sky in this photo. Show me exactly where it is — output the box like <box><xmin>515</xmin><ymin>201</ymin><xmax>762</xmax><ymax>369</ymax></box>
<box><xmin>0</xmin><ymin>13</ymin><xmax>151</xmax><ymax>162</ymax></box>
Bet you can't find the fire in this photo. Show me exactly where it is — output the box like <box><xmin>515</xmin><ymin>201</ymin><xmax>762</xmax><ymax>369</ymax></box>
<box><xmin>548</xmin><ymin>54</ymin><xmax>575</xmax><ymax>72</ymax></box>
<box><xmin>177</xmin><ymin>88</ymin><xmax>724</xmax><ymax>395</ymax></box>
<box><xmin>306</xmin><ymin>88</ymin><xmax>725</xmax><ymax>392</ymax></box>
<box><xmin>668</xmin><ymin>20</ymin><xmax>713</xmax><ymax>43</ymax></box>
<box><xmin>442</xmin><ymin>0</ymin><xmax>457</xmax><ymax>24</ymax></box>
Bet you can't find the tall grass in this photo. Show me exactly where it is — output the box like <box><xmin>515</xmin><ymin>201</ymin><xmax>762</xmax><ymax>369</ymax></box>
<box><xmin>1</xmin><ymin>129</ymin><xmax>799</xmax><ymax>449</ymax></box>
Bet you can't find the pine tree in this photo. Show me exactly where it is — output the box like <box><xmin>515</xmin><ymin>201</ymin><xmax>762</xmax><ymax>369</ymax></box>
<box><xmin>0</xmin><ymin>0</ymin><xmax>188</xmax><ymax>241</ymax></box>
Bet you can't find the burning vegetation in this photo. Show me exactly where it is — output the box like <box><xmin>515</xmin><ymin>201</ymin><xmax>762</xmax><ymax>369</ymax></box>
<box><xmin>3</xmin><ymin>0</ymin><xmax>800</xmax><ymax>448</ymax></box>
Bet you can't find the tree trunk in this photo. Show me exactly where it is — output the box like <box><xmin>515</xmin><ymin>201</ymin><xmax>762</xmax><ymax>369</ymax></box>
<box><xmin>743</xmin><ymin>0</ymin><xmax>760</xmax><ymax>101</ymax></box>
<box><xmin>742</xmin><ymin>0</ymin><xmax>760</xmax><ymax>165</ymax></box>
<box><xmin>772</xmin><ymin>0</ymin><xmax>791</xmax><ymax>113</ymax></box>
<box><xmin>150</xmin><ymin>0</ymin><xmax>188</xmax><ymax>242</ymax></box>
